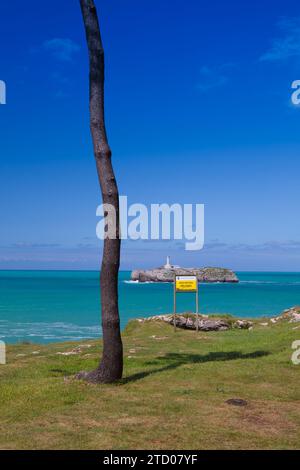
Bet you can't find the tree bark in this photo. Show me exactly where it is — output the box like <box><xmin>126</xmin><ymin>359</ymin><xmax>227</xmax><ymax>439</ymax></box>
<box><xmin>79</xmin><ymin>0</ymin><xmax>123</xmax><ymax>383</ymax></box>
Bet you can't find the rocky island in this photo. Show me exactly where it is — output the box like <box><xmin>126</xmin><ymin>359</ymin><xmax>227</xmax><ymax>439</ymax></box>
<box><xmin>131</xmin><ymin>257</ymin><xmax>239</xmax><ymax>283</ymax></box>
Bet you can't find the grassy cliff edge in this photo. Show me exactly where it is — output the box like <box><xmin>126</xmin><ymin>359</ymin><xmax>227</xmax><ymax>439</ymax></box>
<box><xmin>0</xmin><ymin>314</ymin><xmax>299</xmax><ymax>450</ymax></box>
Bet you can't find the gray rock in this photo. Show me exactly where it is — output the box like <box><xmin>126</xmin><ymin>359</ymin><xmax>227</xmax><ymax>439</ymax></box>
<box><xmin>196</xmin><ymin>319</ymin><xmax>230</xmax><ymax>331</ymax></box>
<box><xmin>142</xmin><ymin>314</ymin><xmax>231</xmax><ymax>331</ymax></box>
<box><xmin>278</xmin><ymin>306</ymin><xmax>300</xmax><ymax>323</ymax></box>
<box><xmin>233</xmin><ymin>319</ymin><xmax>253</xmax><ymax>329</ymax></box>
<box><xmin>131</xmin><ymin>266</ymin><xmax>239</xmax><ymax>283</ymax></box>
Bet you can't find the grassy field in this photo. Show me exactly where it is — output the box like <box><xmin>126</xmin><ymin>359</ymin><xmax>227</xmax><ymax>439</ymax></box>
<box><xmin>0</xmin><ymin>317</ymin><xmax>299</xmax><ymax>450</ymax></box>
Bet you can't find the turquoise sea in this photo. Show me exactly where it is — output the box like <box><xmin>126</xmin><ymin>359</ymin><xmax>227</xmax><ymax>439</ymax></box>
<box><xmin>1</xmin><ymin>271</ymin><xmax>300</xmax><ymax>344</ymax></box>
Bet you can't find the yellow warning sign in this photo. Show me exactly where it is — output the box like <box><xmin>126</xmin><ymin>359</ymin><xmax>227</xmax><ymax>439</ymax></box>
<box><xmin>175</xmin><ymin>275</ymin><xmax>198</xmax><ymax>292</ymax></box>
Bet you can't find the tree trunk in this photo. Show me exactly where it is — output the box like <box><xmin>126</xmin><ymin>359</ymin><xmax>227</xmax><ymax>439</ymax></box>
<box><xmin>79</xmin><ymin>0</ymin><xmax>123</xmax><ymax>383</ymax></box>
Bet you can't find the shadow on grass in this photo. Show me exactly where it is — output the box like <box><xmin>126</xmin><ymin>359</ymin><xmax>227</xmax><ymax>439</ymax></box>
<box><xmin>121</xmin><ymin>350</ymin><xmax>269</xmax><ymax>384</ymax></box>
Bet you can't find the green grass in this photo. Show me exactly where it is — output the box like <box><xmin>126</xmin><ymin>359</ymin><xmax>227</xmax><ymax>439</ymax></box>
<box><xmin>0</xmin><ymin>318</ymin><xmax>299</xmax><ymax>450</ymax></box>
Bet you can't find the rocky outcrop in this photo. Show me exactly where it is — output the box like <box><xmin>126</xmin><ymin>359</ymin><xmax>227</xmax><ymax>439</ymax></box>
<box><xmin>136</xmin><ymin>306</ymin><xmax>300</xmax><ymax>332</ymax></box>
<box><xmin>139</xmin><ymin>314</ymin><xmax>252</xmax><ymax>331</ymax></box>
<box><xmin>234</xmin><ymin>319</ymin><xmax>253</xmax><ymax>329</ymax></box>
<box><xmin>245</xmin><ymin>306</ymin><xmax>300</xmax><ymax>327</ymax></box>
<box><xmin>274</xmin><ymin>306</ymin><xmax>300</xmax><ymax>323</ymax></box>
<box><xmin>131</xmin><ymin>266</ymin><xmax>239</xmax><ymax>283</ymax></box>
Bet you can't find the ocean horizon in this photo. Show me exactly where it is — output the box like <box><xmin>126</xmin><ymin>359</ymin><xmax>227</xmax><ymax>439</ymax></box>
<box><xmin>1</xmin><ymin>270</ymin><xmax>300</xmax><ymax>344</ymax></box>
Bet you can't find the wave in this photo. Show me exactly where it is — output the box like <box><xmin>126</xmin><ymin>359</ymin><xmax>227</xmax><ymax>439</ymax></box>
<box><xmin>123</xmin><ymin>280</ymin><xmax>140</xmax><ymax>284</ymax></box>
<box><xmin>124</xmin><ymin>280</ymin><xmax>237</xmax><ymax>286</ymax></box>
<box><xmin>0</xmin><ymin>321</ymin><xmax>101</xmax><ymax>341</ymax></box>
<box><xmin>123</xmin><ymin>280</ymin><xmax>160</xmax><ymax>284</ymax></box>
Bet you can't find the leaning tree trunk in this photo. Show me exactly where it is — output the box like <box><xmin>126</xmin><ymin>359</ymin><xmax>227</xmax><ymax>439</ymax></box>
<box><xmin>79</xmin><ymin>0</ymin><xmax>123</xmax><ymax>383</ymax></box>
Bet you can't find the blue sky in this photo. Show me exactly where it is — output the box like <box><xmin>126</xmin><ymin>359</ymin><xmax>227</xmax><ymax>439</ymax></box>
<box><xmin>1</xmin><ymin>0</ymin><xmax>300</xmax><ymax>270</ymax></box>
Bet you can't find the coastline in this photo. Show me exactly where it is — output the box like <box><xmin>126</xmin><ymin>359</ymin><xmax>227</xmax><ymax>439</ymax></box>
<box><xmin>1</xmin><ymin>315</ymin><xmax>299</xmax><ymax>449</ymax></box>
<box><xmin>2</xmin><ymin>306</ymin><xmax>299</xmax><ymax>345</ymax></box>
<box><xmin>1</xmin><ymin>271</ymin><xmax>300</xmax><ymax>344</ymax></box>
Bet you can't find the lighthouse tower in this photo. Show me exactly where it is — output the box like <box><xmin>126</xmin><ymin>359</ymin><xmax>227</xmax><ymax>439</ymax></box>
<box><xmin>164</xmin><ymin>256</ymin><xmax>172</xmax><ymax>269</ymax></box>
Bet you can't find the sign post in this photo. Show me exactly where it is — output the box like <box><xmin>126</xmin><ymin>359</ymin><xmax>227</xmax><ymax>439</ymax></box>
<box><xmin>173</xmin><ymin>275</ymin><xmax>199</xmax><ymax>331</ymax></box>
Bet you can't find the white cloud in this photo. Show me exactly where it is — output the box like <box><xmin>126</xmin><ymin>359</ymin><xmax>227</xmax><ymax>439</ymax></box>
<box><xmin>41</xmin><ymin>38</ymin><xmax>80</xmax><ymax>62</ymax></box>
<box><xmin>260</xmin><ymin>17</ymin><xmax>300</xmax><ymax>62</ymax></box>
<box><xmin>196</xmin><ymin>63</ymin><xmax>235</xmax><ymax>92</ymax></box>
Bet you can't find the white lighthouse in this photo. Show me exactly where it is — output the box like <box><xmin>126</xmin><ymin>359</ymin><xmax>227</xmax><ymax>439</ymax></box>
<box><xmin>164</xmin><ymin>256</ymin><xmax>172</xmax><ymax>269</ymax></box>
